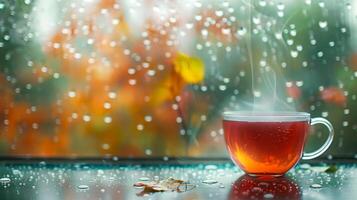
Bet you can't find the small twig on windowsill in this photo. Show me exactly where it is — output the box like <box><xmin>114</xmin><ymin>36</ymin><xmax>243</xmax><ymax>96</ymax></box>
<box><xmin>173</xmin><ymin>96</ymin><xmax>190</xmax><ymax>156</ymax></box>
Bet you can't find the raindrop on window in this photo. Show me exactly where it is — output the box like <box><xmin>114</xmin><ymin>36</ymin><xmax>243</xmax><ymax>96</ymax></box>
<box><xmin>237</xmin><ymin>27</ymin><xmax>247</xmax><ymax>36</ymax></box>
<box><xmin>215</xmin><ymin>10</ymin><xmax>223</xmax><ymax>17</ymax></box>
<box><xmin>137</xmin><ymin>124</ymin><xmax>144</xmax><ymax>131</ymax></box>
<box><xmin>286</xmin><ymin>39</ymin><xmax>294</xmax><ymax>46</ymax></box>
<box><xmin>319</xmin><ymin>21</ymin><xmax>328</xmax><ymax>29</ymax></box>
<box><xmin>52</xmin><ymin>72</ymin><xmax>59</xmax><ymax>79</ymax></box>
<box><xmin>311</xmin><ymin>39</ymin><xmax>317</xmax><ymax>45</ymax></box>
<box><xmin>318</xmin><ymin>2</ymin><xmax>325</xmax><ymax>8</ymax></box>
<box><xmin>83</xmin><ymin>115</ymin><xmax>91</xmax><ymax>122</ymax></box>
<box><xmin>32</xmin><ymin>123</ymin><xmax>39</xmax><ymax>129</ymax></box>
<box><xmin>329</xmin><ymin>41</ymin><xmax>335</xmax><ymax>47</ymax></box>
<box><xmin>104</xmin><ymin>116</ymin><xmax>112</xmax><ymax>124</ymax></box>
<box><xmin>343</xmin><ymin>121</ymin><xmax>349</xmax><ymax>127</ymax></box>
<box><xmin>176</xmin><ymin>117</ymin><xmax>182</xmax><ymax>123</ymax></box>
<box><xmin>144</xmin><ymin>115</ymin><xmax>152</xmax><ymax>122</ymax></box>
<box><xmin>296</xmin><ymin>45</ymin><xmax>303</xmax><ymax>51</ymax></box>
<box><xmin>201</xmin><ymin>29</ymin><xmax>208</xmax><ymax>37</ymax></box>
<box><xmin>108</xmin><ymin>92</ymin><xmax>117</xmax><ymax>99</ymax></box>
<box><xmin>219</xmin><ymin>85</ymin><xmax>227</xmax><ymax>91</ymax></box>
<box><xmin>290</xmin><ymin>51</ymin><xmax>298</xmax><ymax>58</ymax></box>
<box><xmin>278</xmin><ymin>11</ymin><xmax>284</xmax><ymax>17</ymax></box>
<box><xmin>71</xmin><ymin>113</ymin><xmax>78</xmax><ymax>119</ymax></box>
<box><xmin>259</xmin><ymin>0</ymin><xmax>267</xmax><ymax>7</ymax></box>
<box><xmin>145</xmin><ymin>149</ymin><xmax>152</xmax><ymax>155</ymax></box>
<box><xmin>253</xmin><ymin>91</ymin><xmax>261</xmax><ymax>98</ymax></box>
<box><xmin>103</xmin><ymin>102</ymin><xmax>111</xmax><ymax>109</ymax></box>
<box><xmin>346</xmin><ymin>3</ymin><xmax>352</xmax><ymax>10</ymax></box>
<box><xmin>68</xmin><ymin>91</ymin><xmax>76</xmax><ymax>98</ymax></box>
<box><xmin>344</xmin><ymin>109</ymin><xmax>350</xmax><ymax>115</ymax></box>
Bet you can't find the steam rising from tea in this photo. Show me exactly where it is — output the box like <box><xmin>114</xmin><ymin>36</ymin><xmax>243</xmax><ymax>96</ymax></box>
<box><xmin>238</xmin><ymin>0</ymin><xmax>297</xmax><ymax>113</ymax></box>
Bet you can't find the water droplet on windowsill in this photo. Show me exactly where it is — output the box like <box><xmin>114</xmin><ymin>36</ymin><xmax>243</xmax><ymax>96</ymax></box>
<box><xmin>264</xmin><ymin>193</ymin><xmax>274</xmax><ymax>199</ymax></box>
<box><xmin>205</xmin><ymin>165</ymin><xmax>218</xmax><ymax>170</ymax></box>
<box><xmin>139</xmin><ymin>177</ymin><xmax>150</xmax><ymax>181</ymax></box>
<box><xmin>77</xmin><ymin>184</ymin><xmax>89</xmax><ymax>190</ymax></box>
<box><xmin>300</xmin><ymin>163</ymin><xmax>311</xmax><ymax>169</ymax></box>
<box><xmin>0</xmin><ymin>177</ymin><xmax>11</xmax><ymax>183</ymax></box>
<box><xmin>202</xmin><ymin>179</ymin><xmax>218</xmax><ymax>184</ymax></box>
<box><xmin>310</xmin><ymin>184</ymin><xmax>322</xmax><ymax>189</ymax></box>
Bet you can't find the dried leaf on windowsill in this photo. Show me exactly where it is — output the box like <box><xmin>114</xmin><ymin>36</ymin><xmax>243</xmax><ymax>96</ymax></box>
<box><xmin>134</xmin><ymin>177</ymin><xmax>195</xmax><ymax>196</ymax></box>
<box><xmin>324</xmin><ymin>165</ymin><xmax>338</xmax><ymax>173</ymax></box>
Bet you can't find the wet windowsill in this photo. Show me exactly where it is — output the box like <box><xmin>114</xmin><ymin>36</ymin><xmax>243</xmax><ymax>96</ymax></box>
<box><xmin>0</xmin><ymin>157</ymin><xmax>356</xmax><ymax>200</ymax></box>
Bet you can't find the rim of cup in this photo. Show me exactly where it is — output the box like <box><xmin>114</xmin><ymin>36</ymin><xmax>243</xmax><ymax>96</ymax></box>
<box><xmin>222</xmin><ymin>111</ymin><xmax>311</xmax><ymax>122</ymax></box>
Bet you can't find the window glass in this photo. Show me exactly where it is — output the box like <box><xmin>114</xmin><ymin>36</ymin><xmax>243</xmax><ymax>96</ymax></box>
<box><xmin>0</xmin><ymin>0</ymin><xmax>355</xmax><ymax>157</ymax></box>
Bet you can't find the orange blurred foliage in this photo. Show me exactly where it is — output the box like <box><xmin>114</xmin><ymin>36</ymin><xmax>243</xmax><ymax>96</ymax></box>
<box><xmin>0</xmin><ymin>0</ymin><xmax>206</xmax><ymax>157</ymax></box>
<box><xmin>320</xmin><ymin>87</ymin><xmax>346</xmax><ymax>107</ymax></box>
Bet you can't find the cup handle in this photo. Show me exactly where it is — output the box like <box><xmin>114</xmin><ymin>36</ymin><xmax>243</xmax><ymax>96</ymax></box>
<box><xmin>302</xmin><ymin>117</ymin><xmax>334</xmax><ymax>160</ymax></box>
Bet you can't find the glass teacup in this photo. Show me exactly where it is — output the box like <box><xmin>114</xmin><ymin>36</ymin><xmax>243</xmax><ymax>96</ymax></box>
<box><xmin>223</xmin><ymin>112</ymin><xmax>334</xmax><ymax>176</ymax></box>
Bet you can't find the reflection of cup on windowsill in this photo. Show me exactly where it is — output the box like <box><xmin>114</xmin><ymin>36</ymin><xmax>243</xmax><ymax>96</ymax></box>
<box><xmin>223</xmin><ymin>111</ymin><xmax>334</xmax><ymax>176</ymax></box>
<box><xmin>228</xmin><ymin>175</ymin><xmax>301</xmax><ymax>200</ymax></box>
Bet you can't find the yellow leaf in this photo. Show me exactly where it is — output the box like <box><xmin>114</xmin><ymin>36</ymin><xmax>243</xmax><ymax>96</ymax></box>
<box><xmin>151</xmin><ymin>84</ymin><xmax>173</xmax><ymax>105</ymax></box>
<box><xmin>174</xmin><ymin>52</ymin><xmax>205</xmax><ymax>84</ymax></box>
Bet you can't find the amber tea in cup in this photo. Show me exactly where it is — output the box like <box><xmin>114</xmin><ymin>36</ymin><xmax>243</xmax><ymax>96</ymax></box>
<box><xmin>223</xmin><ymin>112</ymin><xmax>334</xmax><ymax>176</ymax></box>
